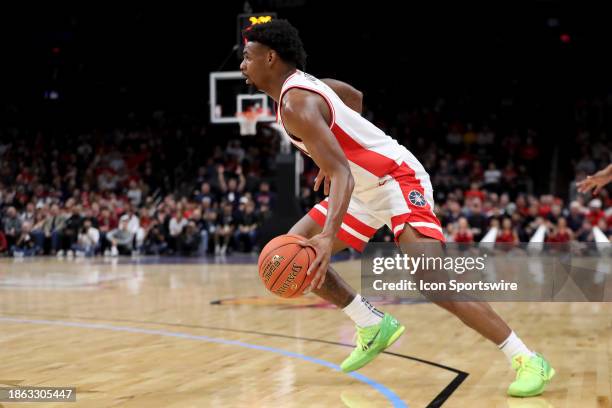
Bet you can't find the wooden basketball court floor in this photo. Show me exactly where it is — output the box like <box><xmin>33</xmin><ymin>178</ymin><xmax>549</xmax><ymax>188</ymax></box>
<box><xmin>0</xmin><ymin>256</ymin><xmax>611</xmax><ymax>408</ymax></box>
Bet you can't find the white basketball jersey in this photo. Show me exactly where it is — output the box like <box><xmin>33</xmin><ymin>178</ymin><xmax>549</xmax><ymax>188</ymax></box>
<box><xmin>277</xmin><ymin>70</ymin><xmax>412</xmax><ymax>190</ymax></box>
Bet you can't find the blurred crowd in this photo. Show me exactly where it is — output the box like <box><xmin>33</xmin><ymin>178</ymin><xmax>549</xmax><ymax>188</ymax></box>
<box><xmin>0</xmin><ymin>121</ymin><xmax>278</xmax><ymax>257</ymax></box>
<box><xmin>1</xmin><ymin>94</ymin><xmax>611</xmax><ymax>257</ymax></box>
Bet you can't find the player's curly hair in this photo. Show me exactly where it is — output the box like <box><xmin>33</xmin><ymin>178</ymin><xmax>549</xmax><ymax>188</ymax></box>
<box><xmin>243</xmin><ymin>19</ymin><xmax>307</xmax><ymax>70</ymax></box>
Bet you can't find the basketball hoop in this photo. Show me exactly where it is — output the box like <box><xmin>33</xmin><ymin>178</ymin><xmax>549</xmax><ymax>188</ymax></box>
<box><xmin>237</xmin><ymin>110</ymin><xmax>259</xmax><ymax>136</ymax></box>
<box><xmin>236</xmin><ymin>105</ymin><xmax>272</xmax><ymax>136</ymax></box>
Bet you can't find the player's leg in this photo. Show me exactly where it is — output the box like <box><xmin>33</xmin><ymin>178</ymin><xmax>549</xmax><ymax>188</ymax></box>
<box><xmin>289</xmin><ymin>201</ymin><xmax>405</xmax><ymax>372</ymax></box>
<box><xmin>397</xmin><ymin>223</ymin><xmax>555</xmax><ymax>397</ymax></box>
<box><xmin>398</xmin><ymin>224</ymin><xmax>512</xmax><ymax>343</ymax></box>
<box><xmin>288</xmin><ymin>212</ymin><xmax>358</xmax><ymax>307</ymax></box>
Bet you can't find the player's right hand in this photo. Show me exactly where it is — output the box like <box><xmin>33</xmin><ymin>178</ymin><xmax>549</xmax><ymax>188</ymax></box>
<box><xmin>298</xmin><ymin>232</ymin><xmax>333</xmax><ymax>292</ymax></box>
<box><xmin>314</xmin><ymin>168</ymin><xmax>331</xmax><ymax>195</ymax></box>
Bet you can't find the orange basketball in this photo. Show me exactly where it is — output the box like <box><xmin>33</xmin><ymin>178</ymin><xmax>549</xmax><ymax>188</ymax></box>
<box><xmin>258</xmin><ymin>234</ymin><xmax>317</xmax><ymax>298</ymax></box>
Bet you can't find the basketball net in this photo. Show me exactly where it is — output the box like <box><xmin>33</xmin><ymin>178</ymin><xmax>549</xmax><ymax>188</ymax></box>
<box><xmin>236</xmin><ymin>106</ymin><xmax>272</xmax><ymax>136</ymax></box>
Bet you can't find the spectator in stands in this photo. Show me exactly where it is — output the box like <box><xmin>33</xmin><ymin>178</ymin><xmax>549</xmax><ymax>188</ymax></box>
<box><xmin>442</xmin><ymin>200</ymin><xmax>462</xmax><ymax>225</ymax></box>
<box><xmin>97</xmin><ymin>207</ymin><xmax>117</xmax><ymax>253</ymax></box>
<box><xmin>586</xmin><ymin>199</ymin><xmax>604</xmax><ymax>225</ymax></box>
<box><xmin>215</xmin><ymin>203</ymin><xmax>235</xmax><ymax>255</ymax></box>
<box><xmin>188</xmin><ymin>208</ymin><xmax>209</xmax><ymax>256</ymax></box>
<box><xmin>566</xmin><ymin>201</ymin><xmax>585</xmax><ymax>232</ymax></box>
<box><xmin>467</xmin><ymin>198</ymin><xmax>488</xmax><ymax>241</ymax></box>
<box><xmin>194</xmin><ymin>182</ymin><xmax>216</xmax><ymax>204</ymax></box>
<box><xmin>217</xmin><ymin>164</ymin><xmax>246</xmax><ymax>205</ymax></box>
<box><xmin>105</xmin><ymin>218</ymin><xmax>134</xmax><ymax>256</ymax></box>
<box><xmin>202</xmin><ymin>208</ymin><xmax>219</xmax><ymax>253</ymax></box>
<box><xmin>2</xmin><ymin>206</ymin><xmax>22</xmax><ymax>249</ymax></box>
<box><xmin>453</xmin><ymin>217</ymin><xmax>474</xmax><ymax>244</ymax></box>
<box><xmin>234</xmin><ymin>200</ymin><xmax>259</xmax><ymax>252</ymax></box>
<box><xmin>177</xmin><ymin>221</ymin><xmax>201</xmax><ymax>256</ymax></box>
<box><xmin>168</xmin><ymin>208</ymin><xmax>188</xmax><ymax>253</ymax></box>
<box><xmin>126</xmin><ymin>180</ymin><xmax>143</xmax><ymax>207</ymax></box>
<box><xmin>546</xmin><ymin>202</ymin><xmax>563</xmax><ymax>224</ymax></box>
<box><xmin>496</xmin><ymin>218</ymin><xmax>519</xmax><ymax>244</ymax></box>
<box><xmin>143</xmin><ymin>219</ymin><xmax>168</xmax><ymax>255</ymax></box>
<box><xmin>58</xmin><ymin>205</ymin><xmax>83</xmax><ymax>257</ymax></box>
<box><xmin>255</xmin><ymin>181</ymin><xmax>275</xmax><ymax>209</ymax></box>
<box><xmin>483</xmin><ymin>162</ymin><xmax>502</xmax><ymax>192</ymax></box>
<box><xmin>258</xmin><ymin>203</ymin><xmax>272</xmax><ymax>224</ymax></box>
<box><xmin>73</xmin><ymin>219</ymin><xmax>100</xmax><ymax>256</ymax></box>
<box><xmin>11</xmin><ymin>221</ymin><xmax>37</xmax><ymax>257</ymax></box>
<box><xmin>465</xmin><ymin>182</ymin><xmax>486</xmax><ymax>202</ymax></box>
<box><xmin>547</xmin><ymin>217</ymin><xmax>573</xmax><ymax>243</ymax></box>
<box><xmin>40</xmin><ymin>204</ymin><xmax>66</xmax><ymax>254</ymax></box>
<box><xmin>120</xmin><ymin>206</ymin><xmax>144</xmax><ymax>253</ymax></box>
<box><xmin>576</xmin><ymin>219</ymin><xmax>594</xmax><ymax>242</ymax></box>
<box><xmin>20</xmin><ymin>202</ymin><xmax>36</xmax><ymax>224</ymax></box>
<box><xmin>522</xmin><ymin>204</ymin><xmax>544</xmax><ymax>239</ymax></box>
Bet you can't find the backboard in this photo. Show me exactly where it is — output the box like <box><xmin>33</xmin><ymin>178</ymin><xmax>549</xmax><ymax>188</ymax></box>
<box><xmin>209</xmin><ymin>71</ymin><xmax>275</xmax><ymax>124</ymax></box>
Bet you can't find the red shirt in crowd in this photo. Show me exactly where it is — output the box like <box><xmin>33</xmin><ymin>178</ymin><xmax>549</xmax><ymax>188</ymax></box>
<box><xmin>538</xmin><ymin>204</ymin><xmax>552</xmax><ymax>217</ymax></box>
<box><xmin>587</xmin><ymin>209</ymin><xmax>604</xmax><ymax>225</ymax></box>
<box><xmin>97</xmin><ymin>214</ymin><xmax>118</xmax><ymax>232</ymax></box>
<box><xmin>465</xmin><ymin>189</ymin><xmax>486</xmax><ymax>202</ymax></box>
<box><xmin>547</xmin><ymin>230</ymin><xmax>571</xmax><ymax>243</ymax></box>
<box><xmin>496</xmin><ymin>230</ymin><xmax>516</xmax><ymax>243</ymax></box>
<box><xmin>453</xmin><ymin>230</ymin><xmax>474</xmax><ymax>243</ymax></box>
<box><xmin>0</xmin><ymin>231</ymin><xmax>7</xmax><ymax>252</ymax></box>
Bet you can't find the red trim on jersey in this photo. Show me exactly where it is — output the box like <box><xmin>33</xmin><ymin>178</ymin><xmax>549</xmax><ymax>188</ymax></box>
<box><xmin>318</xmin><ymin>200</ymin><xmax>377</xmax><ymax>236</ymax></box>
<box><xmin>275</xmin><ymin>71</ymin><xmax>299</xmax><ymax>123</ymax></box>
<box><xmin>307</xmin><ymin>205</ymin><xmax>367</xmax><ymax>252</ymax></box>
<box><xmin>279</xmin><ymin>84</ymin><xmax>336</xmax><ymax>129</ymax></box>
<box><xmin>331</xmin><ymin>124</ymin><xmax>400</xmax><ymax>177</ymax></box>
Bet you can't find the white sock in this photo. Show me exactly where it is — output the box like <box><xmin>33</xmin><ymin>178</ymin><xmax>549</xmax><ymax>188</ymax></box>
<box><xmin>498</xmin><ymin>331</ymin><xmax>535</xmax><ymax>363</ymax></box>
<box><xmin>342</xmin><ymin>294</ymin><xmax>384</xmax><ymax>327</ymax></box>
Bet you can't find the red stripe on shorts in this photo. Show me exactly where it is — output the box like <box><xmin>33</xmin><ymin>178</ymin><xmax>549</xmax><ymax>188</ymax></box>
<box><xmin>319</xmin><ymin>200</ymin><xmax>377</xmax><ymax>237</ymax></box>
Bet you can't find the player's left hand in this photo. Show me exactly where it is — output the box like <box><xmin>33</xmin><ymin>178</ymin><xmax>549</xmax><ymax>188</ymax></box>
<box><xmin>577</xmin><ymin>170</ymin><xmax>610</xmax><ymax>195</ymax></box>
<box><xmin>298</xmin><ymin>233</ymin><xmax>334</xmax><ymax>292</ymax></box>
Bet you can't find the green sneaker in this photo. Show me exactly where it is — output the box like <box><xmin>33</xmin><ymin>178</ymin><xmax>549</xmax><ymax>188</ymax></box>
<box><xmin>508</xmin><ymin>353</ymin><xmax>555</xmax><ymax>397</ymax></box>
<box><xmin>340</xmin><ymin>313</ymin><xmax>405</xmax><ymax>373</ymax></box>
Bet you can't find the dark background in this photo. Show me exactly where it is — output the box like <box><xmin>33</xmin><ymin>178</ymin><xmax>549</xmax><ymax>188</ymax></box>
<box><xmin>1</xmin><ymin>2</ymin><xmax>610</xmax><ymax>129</ymax></box>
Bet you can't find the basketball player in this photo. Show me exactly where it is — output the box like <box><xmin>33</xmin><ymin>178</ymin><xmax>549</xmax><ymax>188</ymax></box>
<box><xmin>241</xmin><ymin>20</ymin><xmax>554</xmax><ymax>397</ymax></box>
<box><xmin>577</xmin><ymin>163</ymin><xmax>612</xmax><ymax>195</ymax></box>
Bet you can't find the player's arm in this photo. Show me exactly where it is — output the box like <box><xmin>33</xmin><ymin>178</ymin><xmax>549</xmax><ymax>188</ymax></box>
<box><xmin>281</xmin><ymin>89</ymin><xmax>355</xmax><ymax>290</ymax></box>
<box><xmin>577</xmin><ymin>163</ymin><xmax>612</xmax><ymax>195</ymax></box>
<box><xmin>312</xmin><ymin>78</ymin><xmax>361</xmax><ymax>194</ymax></box>
<box><xmin>320</xmin><ymin>78</ymin><xmax>363</xmax><ymax>114</ymax></box>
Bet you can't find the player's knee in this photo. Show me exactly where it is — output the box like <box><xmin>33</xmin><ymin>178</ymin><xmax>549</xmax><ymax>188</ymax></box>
<box><xmin>288</xmin><ymin>214</ymin><xmax>321</xmax><ymax>238</ymax></box>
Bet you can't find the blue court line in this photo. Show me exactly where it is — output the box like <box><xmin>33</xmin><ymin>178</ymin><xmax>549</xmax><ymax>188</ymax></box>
<box><xmin>0</xmin><ymin>317</ymin><xmax>407</xmax><ymax>407</ymax></box>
